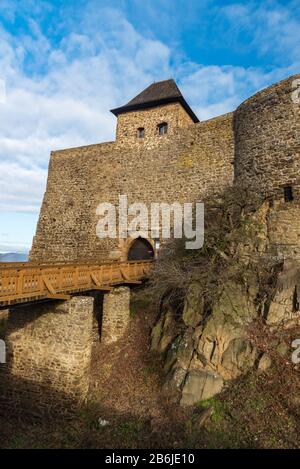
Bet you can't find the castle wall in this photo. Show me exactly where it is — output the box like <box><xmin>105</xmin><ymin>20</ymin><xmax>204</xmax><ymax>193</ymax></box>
<box><xmin>234</xmin><ymin>74</ymin><xmax>300</xmax><ymax>200</ymax></box>
<box><xmin>267</xmin><ymin>203</ymin><xmax>300</xmax><ymax>258</ymax></box>
<box><xmin>30</xmin><ymin>113</ymin><xmax>234</xmax><ymax>262</ymax></box>
<box><xmin>30</xmin><ymin>72</ymin><xmax>300</xmax><ymax>264</ymax></box>
<box><xmin>234</xmin><ymin>73</ymin><xmax>300</xmax><ymax>254</ymax></box>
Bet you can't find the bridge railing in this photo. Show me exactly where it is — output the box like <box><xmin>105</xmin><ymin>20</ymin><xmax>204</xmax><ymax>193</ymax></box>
<box><xmin>0</xmin><ymin>260</ymin><xmax>153</xmax><ymax>307</ymax></box>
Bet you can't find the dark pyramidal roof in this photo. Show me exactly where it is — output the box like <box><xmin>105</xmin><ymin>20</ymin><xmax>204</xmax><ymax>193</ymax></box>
<box><xmin>126</xmin><ymin>79</ymin><xmax>182</xmax><ymax>106</ymax></box>
<box><xmin>111</xmin><ymin>79</ymin><xmax>199</xmax><ymax>123</ymax></box>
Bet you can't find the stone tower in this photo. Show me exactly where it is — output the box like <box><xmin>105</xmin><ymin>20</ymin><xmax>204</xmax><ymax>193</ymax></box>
<box><xmin>111</xmin><ymin>79</ymin><xmax>199</xmax><ymax>147</ymax></box>
<box><xmin>234</xmin><ymin>73</ymin><xmax>300</xmax><ymax>258</ymax></box>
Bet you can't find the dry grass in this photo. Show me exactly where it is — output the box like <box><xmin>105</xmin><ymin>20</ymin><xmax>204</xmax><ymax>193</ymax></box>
<box><xmin>0</xmin><ymin>293</ymin><xmax>192</xmax><ymax>449</ymax></box>
<box><xmin>1</xmin><ymin>294</ymin><xmax>299</xmax><ymax>449</ymax></box>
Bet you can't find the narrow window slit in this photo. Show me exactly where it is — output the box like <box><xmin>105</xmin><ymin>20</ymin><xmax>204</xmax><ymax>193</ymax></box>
<box><xmin>284</xmin><ymin>186</ymin><xmax>294</xmax><ymax>202</ymax></box>
<box><xmin>137</xmin><ymin>127</ymin><xmax>145</xmax><ymax>138</ymax></box>
<box><xmin>158</xmin><ymin>122</ymin><xmax>168</xmax><ymax>135</ymax></box>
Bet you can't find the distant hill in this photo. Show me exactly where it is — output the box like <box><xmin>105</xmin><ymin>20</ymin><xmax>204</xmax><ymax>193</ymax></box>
<box><xmin>0</xmin><ymin>252</ymin><xmax>28</xmax><ymax>262</ymax></box>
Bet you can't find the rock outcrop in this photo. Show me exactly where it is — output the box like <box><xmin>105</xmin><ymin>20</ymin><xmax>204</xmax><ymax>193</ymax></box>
<box><xmin>151</xmin><ymin>201</ymin><xmax>300</xmax><ymax>406</ymax></box>
<box><xmin>152</xmin><ymin>279</ymin><xmax>260</xmax><ymax>405</ymax></box>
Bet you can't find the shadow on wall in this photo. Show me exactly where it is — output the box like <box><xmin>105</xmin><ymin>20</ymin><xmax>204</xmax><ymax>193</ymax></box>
<box><xmin>0</xmin><ymin>293</ymin><xmax>105</xmax><ymax>419</ymax></box>
<box><xmin>0</xmin><ymin>372</ymin><xmax>82</xmax><ymax>420</ymax></box>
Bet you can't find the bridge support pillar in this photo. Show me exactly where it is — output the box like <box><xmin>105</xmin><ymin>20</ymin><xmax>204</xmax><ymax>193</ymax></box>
<box><xmin>0</xmin><ymin>296</ymin><xmax>94</xmax><ymax>417</ymax></box>
<box><xmin>101</xmin><ymin>286</ymin><xmax>131</xmax><ymax>344</ymax></box>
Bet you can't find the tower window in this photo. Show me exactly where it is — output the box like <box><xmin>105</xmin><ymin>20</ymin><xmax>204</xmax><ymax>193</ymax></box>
<box><xmin>284</xmin><ymin>186</ymin><xmax>294</xmax><ymax>202</ymax></box>
<box><xmin>158</xmin><ymin>122</ymin><xmax>168</xmax><ymax>135</ymax></box>
<box><xmin>137</xmin><ymin>127</ymin><xmax>145</xmax><ymax>138</ymax></box>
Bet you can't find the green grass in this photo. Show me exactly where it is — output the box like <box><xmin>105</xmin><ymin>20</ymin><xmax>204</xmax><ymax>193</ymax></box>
<box><xmin>78</xmin><ymin>402</ymin><xmax>102</xmax><ymax>430</ymax></box>
<box><xmin>8</xmin><ymin>435</ymin><xmax>27</xmax><ymax>449</ymax></box>
<box><xmin>197</xmin><ymin>397</ymin><xmax>227</xmax><ymax>423</ymax></box>
<box><xmin>248</xmin><ymin>396</ymin><xmax>267</xmax><ymax>413</ymax></box>
<box><xmin>114</xmin><ymin>420</ymin><xmax>145</xmax><ymax>447</ymax></box>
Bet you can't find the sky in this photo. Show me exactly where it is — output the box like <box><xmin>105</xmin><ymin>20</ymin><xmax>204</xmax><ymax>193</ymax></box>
<box><xmin>0</xmin><ymin>0</ymin><xmax>299</xmax><ymax>252</ymax></box>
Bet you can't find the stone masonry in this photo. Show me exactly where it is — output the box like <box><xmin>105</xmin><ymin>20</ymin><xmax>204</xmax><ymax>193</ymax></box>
<box><xmin>116</xmin><ymin>102</ymin><xmax>193</xmax><ymax>147</ymax></box>
<box><xmin>101</xmin><ymin>286</ymin><xmax>131</xmax><ymax>345</ymax></box>
<box><xmin>234</xmin><ymin>73</ymin><xmax>300</xmax><ymax>257</ymax></box>
<box><xmin>30</xmin><ymin>112</ymin><xmax>234</xmax><ymax>262</ymax></box>
<box><xmin>0</xmin><ymin>296</ymin><xmax>94</xmax><ymax>416</ymax></box>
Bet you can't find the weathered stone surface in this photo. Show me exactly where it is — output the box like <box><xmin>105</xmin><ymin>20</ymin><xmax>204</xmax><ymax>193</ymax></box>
<box><xmin>161</xmin><ymin>331</ymin><xmax>196</xmax><ymax>393</ymax></box>
<box><xmin>195</xmin><ymin>310</ymin><xmax>256</xmax><ymax>380</ymax></box>
<box><xmin>151</xmin><ymin>310</ymin><xmax>178</xmax><ymax>354</ymax></box>
<box><xmin>265</xmin><ymin>260</ymin><xmax>300</xmax><ymax>325</ymax></box>
<box><xmin>212</xmin><ymin>282</ymin><xmax>257</xmax><ymax>325</ymax></box>
<box><xmin>258</xmin><ymin>353</ymin><xmax>272</xmax><ymax>372</ymax></box>
<box><xmin>116</xmin><ymin>102</ymin><xmax>193</xmax><ymax>147</ymax></box>
<box><xmin>156</xmin><ymin>276</ymin><xmax>261</xmax><ymax>403</ymax></box>
<box><xmin>29</xmin><ymin>111</ymin><xmax>234</xmax><ymax>262</ymax></box>
<box><xmin>0</xmin><ymin>296</ymin><xmax>94</xmax><ymax>416</ymax></box>
<box><xmin>101</xmin><ymin>286</ymin><xmax>131</xmax><ymax>344</ymax></box>
<box><xmin>266</xmin><ymin>286</ymin><xmax>295</xmax><ymax>325</ymax></box>
<box><xmin>182</xmin><ymin>282</ymin><xmax>204</xmax><ymax>327</ymax></box>
<box><xmin>197</xmin><ymin>314</ymin><xmax>244</xmax><ymax>369</ymax></box>
<box><xmin>163</xmin><ymin>366</ymin><xmax>188</xmax><ymax>393</ymax></box>
<box><xmin>150</xmin><ymin>316</ymin><xmax>165</xmax><ymax>351</ymax></box>
<box><xmin>221</xmin><ymin>338</ymin><xmax>257</xmax><ymax>379</ymax></box>
<box><xmin>180</xmin><ymin>369</ymin><xmax>223</xmax><ymax>406</ymax></box>
<box><xmin>164</xmin><ymin>330</ymin><xmax>195</xmax><ymax>374</ymax></box>
<box><xmin>159</xmin><ymin>312</ymin><xmax>178</xmax><ymax>353</ymax></box>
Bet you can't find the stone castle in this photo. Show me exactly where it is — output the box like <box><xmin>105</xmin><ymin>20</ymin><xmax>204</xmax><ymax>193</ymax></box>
<box><xmin>29</xmin><ymin>73</ymin><xmax>300</xmax><ymax>264</ymax></box>
<box><xmin>2</xmin><ymin>72</ymin><xmax>300</xmax><ymax>416</ymax></box>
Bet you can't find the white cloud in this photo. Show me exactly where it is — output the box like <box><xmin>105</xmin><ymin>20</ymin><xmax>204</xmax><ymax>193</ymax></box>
<box><xmin>0</xmin><ymin>5</ymin><xmax>173</xmax><ymax>215</ymax></box>
<box><xmin>0</xmin><ymin>0</ymin><xmax>299</xmax><ymax>223</ymax></box>
<box><xmin>179</xmin><ymin>63</ymin><xmax>293</xmax><ymax>120</ymax></box>
<box><xmin>220</xmin><ymin>1</ymin><xmax>300</xmax><ymax>64</ymax></box>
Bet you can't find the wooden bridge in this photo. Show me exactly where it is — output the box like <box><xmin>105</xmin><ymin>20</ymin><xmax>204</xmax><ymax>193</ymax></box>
<box><xmin>0</xmin><ymin>260</ymin><xmax>153</xmax><ymax>308</ymax></box>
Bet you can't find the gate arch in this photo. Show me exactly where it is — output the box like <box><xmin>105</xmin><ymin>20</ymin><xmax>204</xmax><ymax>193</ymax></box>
<box><xmin>127</xmin><ymin>237</ymin><xmax>155</xmax><ymax>261</ymax></box>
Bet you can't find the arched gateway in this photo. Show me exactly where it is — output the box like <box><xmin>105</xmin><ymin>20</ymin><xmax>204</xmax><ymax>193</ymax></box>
<box><xmin>127</xmin><ymin>237</ymin><xmax>155</xmax><ymax>261</ymax></box>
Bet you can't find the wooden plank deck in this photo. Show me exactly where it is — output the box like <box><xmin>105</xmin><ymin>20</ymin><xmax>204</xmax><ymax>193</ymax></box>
<box><xmin>0</xmin><ymin>260</ymin><xmax>153</xmax><ymax>308</ymax></box>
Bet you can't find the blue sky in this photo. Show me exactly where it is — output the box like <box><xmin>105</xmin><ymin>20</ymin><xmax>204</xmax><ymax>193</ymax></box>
<box><xmin>0</xmin><ymin>0</ymin><xmax>299</xmax><ymax>252</ymax></box>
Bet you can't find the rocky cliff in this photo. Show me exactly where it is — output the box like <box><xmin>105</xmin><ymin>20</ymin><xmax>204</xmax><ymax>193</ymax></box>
<box><xmin>150</xmin><ymin>193</ymin><xmax>300</xmax><ymax>405</ymax></box>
